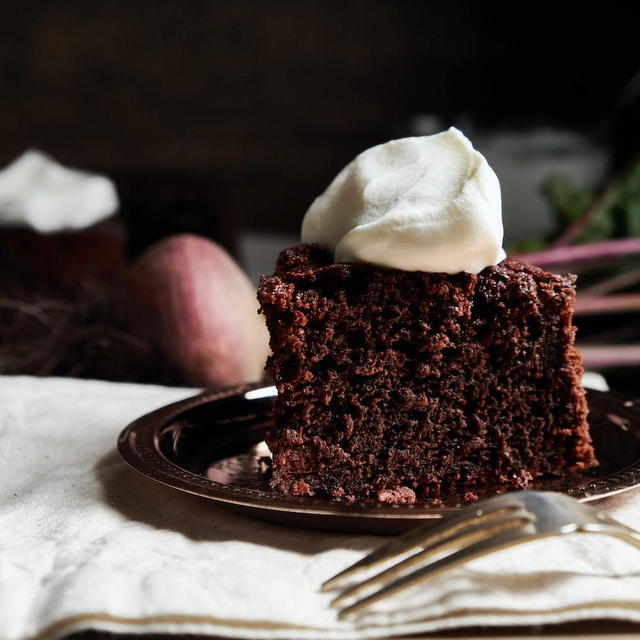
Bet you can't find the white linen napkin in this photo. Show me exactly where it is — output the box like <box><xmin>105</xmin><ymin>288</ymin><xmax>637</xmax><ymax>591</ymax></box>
<box><xmin>1</xmin><ymin>375</ymin><xmax>640</xmax><ymax>640</ymax></box>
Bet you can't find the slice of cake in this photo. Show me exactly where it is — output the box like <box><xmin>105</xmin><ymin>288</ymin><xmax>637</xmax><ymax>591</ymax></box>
<box><xmin>258</xmin><ymin>128</ymin><xmax>596</xmax><ymax>504</ymax></box>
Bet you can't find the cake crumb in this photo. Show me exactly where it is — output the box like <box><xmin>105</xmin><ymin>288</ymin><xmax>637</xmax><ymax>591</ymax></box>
<box><xmin>377</xmin><ymin>486</ymin><xmax>416</xmax><ymax>504</ymax></box>
<box><xmin>289</xmin><ymin>480</ymin><xmax>313</xmax><ymax>495</ymax></box>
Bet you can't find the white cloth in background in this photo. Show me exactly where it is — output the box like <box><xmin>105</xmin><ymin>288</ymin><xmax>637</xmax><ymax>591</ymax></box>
<box><xmin>582</xmin><ymin>370</ymin><xmax>609</xmax><ymax>391</ymax></box>
<box><xmin>1</xmin><ymin>375</ymin><xmax>639</xmax><ymax>640</ymax></box>
<box><xmin>0</xmin><ymin>150</ymin><xmax>118</xmax><ymax>232</ymax></box>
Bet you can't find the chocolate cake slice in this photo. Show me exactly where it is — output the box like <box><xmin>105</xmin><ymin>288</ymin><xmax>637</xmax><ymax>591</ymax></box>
<box><xmin>258</xmin><ymin>244</ymin><xmax>596</xmax><ymax>504</ymax></box>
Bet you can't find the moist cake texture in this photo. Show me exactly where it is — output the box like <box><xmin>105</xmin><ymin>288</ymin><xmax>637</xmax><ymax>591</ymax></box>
<box><xmin>258</xmin><ymin>244</ymin><xmax>596</xmax><ymax>504</ymax></box>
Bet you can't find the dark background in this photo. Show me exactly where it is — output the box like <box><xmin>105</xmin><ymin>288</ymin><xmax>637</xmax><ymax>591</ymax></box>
<box><xmin>2</xmin><ymin>0</ymin><xmax>639</xmax><ymax>256</ymax></box>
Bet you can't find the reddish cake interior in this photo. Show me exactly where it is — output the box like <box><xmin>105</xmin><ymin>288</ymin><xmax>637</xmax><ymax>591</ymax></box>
<box><xmin>258</xmin><ymin>244</ymin><xmax>596</xmax><ymax>504</ymax></box>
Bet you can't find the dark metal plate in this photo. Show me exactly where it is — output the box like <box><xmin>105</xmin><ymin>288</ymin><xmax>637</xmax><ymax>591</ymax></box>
<box><xmin>117</xmin><ymin>385</ymin><xmax>640</xmax><ymax>534</ymax></box>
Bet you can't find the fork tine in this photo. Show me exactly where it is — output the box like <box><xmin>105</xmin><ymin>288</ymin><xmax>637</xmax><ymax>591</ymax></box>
<box><xmin>322</xmin><ymin>493</ymin><xmax>522</xmax><ymax>591</ymax></box>
<box><xmin>330</xmin><ymin>509</ymin><xmax>534</xmax><ymax>609</ymax></box>
<box><xmin>337</xmin><ymin>520</ymin><xmax>539</xmax><ymax>620</ymax></box>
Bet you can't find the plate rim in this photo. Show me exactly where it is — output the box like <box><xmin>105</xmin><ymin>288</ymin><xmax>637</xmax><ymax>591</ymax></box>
<box><xmin>117</xmin><ymin>384</ymin><xmax>640</xmax><ymax>522</ymax></box>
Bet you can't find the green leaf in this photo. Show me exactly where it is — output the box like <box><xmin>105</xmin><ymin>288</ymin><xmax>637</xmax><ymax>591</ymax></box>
<box><xmin>542</xmin><ymin>176</ymin><xmax>594</xmax><ymax>228</ymax></box>
<box><xmin>618</xmin><ymin>162</ymin><xmax>640</xmax><ymax>236</ymax></box>
<box><xmin>623</xmin><ymin>199</ymin><xmax>640</xmax><ymax>236</ymax></box>
<box><xmin>507</xmin><ymin>236</ymin><xmax>549</xmax><ymax>254</ymax></box>
<box><xmin>575</xmin><ymin>206</ymin><xmax>616</xmax><ymax>243</ymax></box>
<box><xmin>540</xmin><ymin>158</ymin><xmax>640</xmax><ymax>248</ymax></box>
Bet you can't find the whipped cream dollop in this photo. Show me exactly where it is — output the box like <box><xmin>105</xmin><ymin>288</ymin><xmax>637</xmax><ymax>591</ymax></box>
<box><xmin>0</xmin><ymin>150</ymin><xmax>118</xmax><ymax>233</ymax></box>
<box><xmin>301</xmin><ymin>127</ymin><xmax>506</xmax><ymax>274</ymax></box>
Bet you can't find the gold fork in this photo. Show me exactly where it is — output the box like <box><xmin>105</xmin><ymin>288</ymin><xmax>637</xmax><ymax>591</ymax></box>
<box><xmin>323</xmin><ymin>490</ymin><xmax>640</xmax><ymax>620</ymax></box>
